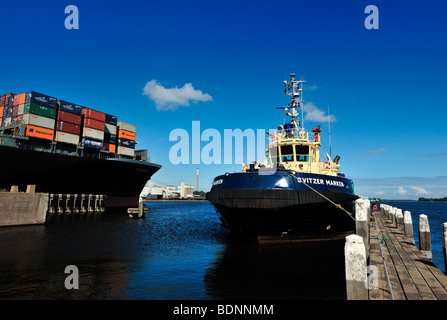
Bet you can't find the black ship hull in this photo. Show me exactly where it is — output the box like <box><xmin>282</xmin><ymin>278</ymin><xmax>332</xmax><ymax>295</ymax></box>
<box><xmin>206</xmin><ymin>170</ymin><xmax>358</xmax><ymax>243</ymax></box>
<box><xmin>0</xmin><ymin>145</ymin><xmax>161</xmax><ymax>210</ymax></box>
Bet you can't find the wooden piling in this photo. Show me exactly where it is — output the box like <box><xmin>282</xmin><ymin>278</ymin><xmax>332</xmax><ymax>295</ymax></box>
<box><xmin>345</xmin><ymin>234</ymin><xmax>368</xmax><ymax>300</ymax></box>
<box><xmin>73</xmin><ymin>194</ymin><xmax>79</xmax><ymax>214</ymax></box>
<box><xmin>355</xmin><ymin>198</ymin><xmax>369</xmax><ymax>258</ymax></box>
<box><xmin>391</xmin><ymin>207</ymin><xmax>397</xmax><ymax>227</ymax></box>
<box><xmin>443</xmin><ymin>223</ymin><xmax>447</xmax><ymax>274</ymax></box>
<box><xmin>419</xmin><ymin>214</ymin><xmax>432</xmax><ymax>260</ymax></box>
<box><xmin>48</xmin><ymin>194</ymin><xmax>55</xmax><ymax>215</ymax></box>
<box><xmin>396</xmin><ymin>209</ymin><xmax>404</xmax><ymax>232</ymax></box>
<box><xmin>87</xmin><ymin>194</ymin><xmax>93</xmax><ymax>213</ymax></box>
<box><xmin>80</xmin><ymin>194</ymin><xmax>86</xmax><ymax>214</ymax></box>
<box><xmin>57</xmin><ymin>194</ymin><xmax>64</xmax><ymax>215</ymax></box>
<box><xmin>26</xmin><ymin>185</ymin><xmax>36</xmax><ymax>194</ymax></box>
<box><xmin>404</xmin><ymin>211</ymin><xmax>415</xmax><ymax>244</ymax></box>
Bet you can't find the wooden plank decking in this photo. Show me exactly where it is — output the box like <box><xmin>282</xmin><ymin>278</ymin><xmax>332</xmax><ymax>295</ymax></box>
<box><xmin>368</xmin><ymin>210</ymin><xmax>447</xmax><ymax>300</ymax></box>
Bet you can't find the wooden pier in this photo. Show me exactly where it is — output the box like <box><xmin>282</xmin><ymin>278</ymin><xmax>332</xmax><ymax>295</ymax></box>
<box><xmin>364</xmin><ymin>207</ymin><xmax>447</xmax><ymax>300</ymax></box>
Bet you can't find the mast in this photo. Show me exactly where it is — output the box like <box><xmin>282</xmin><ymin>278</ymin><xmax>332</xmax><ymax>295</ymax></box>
<box><xmin>279</xmin><ymin>73</ymin><xmax>306</xmax><ymax>131</ymax></box>
<box><xmin>328</xmin><ymin>105</ymin><xmax>332</xmax><ymax>158</ymax></box>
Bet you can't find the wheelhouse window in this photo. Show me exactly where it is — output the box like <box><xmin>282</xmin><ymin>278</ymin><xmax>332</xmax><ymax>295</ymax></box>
<box><xmin>280</xmin><ymin>145</ymin><xmax>294</xmax><ymax>162</ymax></box>
<box><xmin>295</xmin><ymin>145</ymin><xmax>309</xmax><ymax>162</ymax></box>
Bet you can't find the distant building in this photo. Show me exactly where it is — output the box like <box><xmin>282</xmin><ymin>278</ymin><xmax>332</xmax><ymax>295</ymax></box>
<box><xmin>141</xmin><ymin>182</ymin><xmax>180</xmax><ymax>199</ymax></box>
<box><xmin>180</xmin><ymin>182</ymin><xmax>194</xmax><ymax>198</ymax></box>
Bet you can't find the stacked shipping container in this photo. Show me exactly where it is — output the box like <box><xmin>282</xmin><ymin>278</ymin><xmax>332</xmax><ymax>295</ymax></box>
<box><xmin>0</xmin><ymin>91</ymin><xmax>137</xmax><ymax>158</ymax></box>
<box><xmin>82</xmin><ymin>108</ymin><xmax>105</xmax><ymax>149</ymax></box>
<box><xmin>117</xmin><ymin>122</ymin><xmax>136</xmax><ymax>157</ymax></box>
<box><xmin>55</xmin><ymin>100</ymin><xmax>82</xmax><ymax>145</ymax></box>
<box><xmin>22</xmin><ymin>92</ymin><xmax>58</xmax><ymax>141</ymax></box>
<box><xmin>104</xmin><ymin>114</ymin><xmax>117</xmax><ymax>153</ymax></box>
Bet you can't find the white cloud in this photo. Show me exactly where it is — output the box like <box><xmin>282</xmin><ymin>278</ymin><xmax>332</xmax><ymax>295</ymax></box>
<box><xmin>143</xmin><ymin>80</ymin><xmax>213</xmax><ymax>111</ymax></box>
<box><xmin>397</xmin><ymin>186</ymin><xmax>407</xmax><ymax>195</ymax></box>
<box><xmin>410</xmin><ymin>186</ymin><xmax>430</xmax><ymax>195</ymax></box>
<box><xmin>302</xmin><ymin>102</ymin><xmax>336</xmax><ymax>123</ymax></box>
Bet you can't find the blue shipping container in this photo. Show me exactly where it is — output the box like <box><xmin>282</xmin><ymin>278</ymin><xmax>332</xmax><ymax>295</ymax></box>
<box><xmin>58</xmin><ymin>100</ymin><xmax>83</xmax><ymax>115</ymax></box>
<box><xmin>118</xmin><ymin>137</ymin><xmax>135</xmax><ymax>149</ymax></box>
<box><xmin>105</xmin><ymin>114</ymin><xmax>117</xmax><ymax>125</ymax></box>
<box><xmin>25</xmin><ymin>91</ymin><xmax>57</xmax><ymax>108</ymax></box>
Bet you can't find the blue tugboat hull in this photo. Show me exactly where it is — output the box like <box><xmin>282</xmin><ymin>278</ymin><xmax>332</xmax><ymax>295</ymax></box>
<box><xmin>206</xmin><ymin>170</ymin><xmax>358</xmax><ymax>242</ymax></box>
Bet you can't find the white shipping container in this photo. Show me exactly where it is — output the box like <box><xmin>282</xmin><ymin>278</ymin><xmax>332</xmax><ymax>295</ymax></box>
<box><xmin>55</xmin><ymin>131</ymin><xmax>80</xmax><ymax>145</ymax></box>
<box><xmin>22</xmin><ymin>113</ymin><xmax>55</xmax><ymax>129</ymax></box>
<box><xmin>117</xmin><ymin>121</ymin><xmax>136</xmax><ymax>133</ymax></box>
<box><xmin>104</xmin><ymin>123</ymin><xmax>117</xmax><ymax>135</ymax></box>
<box><xmin>117</xmin><ymin>146</ymin><xmax>135</xmax><ymax>157</ymax></box>
<box><xmin>82</xmin><ymin>127</ymin><xmax>104</xmax><ymax>141</ymax></box>
<box><xmin>18</xmin><ymin>104</ymin><xmax>24</xmax><ymax>116</ymax></box>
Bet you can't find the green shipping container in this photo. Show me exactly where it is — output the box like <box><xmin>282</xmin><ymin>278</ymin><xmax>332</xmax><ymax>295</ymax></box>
<box><xmin>23</xmin><ymin>102</ymin><xmax>56</xmax><ymax>119</ymax></box>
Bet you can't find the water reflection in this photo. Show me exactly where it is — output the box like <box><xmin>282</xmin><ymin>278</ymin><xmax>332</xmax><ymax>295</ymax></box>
<box><xmin>0</xmin><ymin>202</ymin><xmax>347</xmax><ymax>300</ymax></box>
<box><xmin>205</xmin><ymin>237</ymin><xmax>347</xmax><ymax>300</ymax></box>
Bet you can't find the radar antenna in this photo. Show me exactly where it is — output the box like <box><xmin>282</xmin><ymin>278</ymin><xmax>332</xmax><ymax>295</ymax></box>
<box><xmin>277</xmin><ymin>73</ymin><xmax>306</xmax><ymax>130</ymax></box>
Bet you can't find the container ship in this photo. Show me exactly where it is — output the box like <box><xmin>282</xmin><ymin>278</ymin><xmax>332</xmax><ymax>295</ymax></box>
<box><xmin>206</xmin><ymin>74</ymin><xmax>358</xmax><ymax>243</ymax></box>
<box><xmin>0</xmin><ymin>91</ymin><xmax>161</xmax><ymax>211</ymax></box>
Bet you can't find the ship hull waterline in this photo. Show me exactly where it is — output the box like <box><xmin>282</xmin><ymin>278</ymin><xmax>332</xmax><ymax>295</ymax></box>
<box><xmin>0</xmin><ymin>145</ymin><xmax>161</xmax><ymax>211</ymax></box>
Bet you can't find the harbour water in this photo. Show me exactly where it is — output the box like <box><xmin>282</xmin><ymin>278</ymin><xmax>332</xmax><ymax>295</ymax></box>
<box><xmin>0</xmin><ymin>201</ymin><xmax>445</xmax><ymax>301</ymax></box>
<box><xmin>381</xmin><ymin>201</ymin><xmax>447</xmax><ymax>273</ymax></box>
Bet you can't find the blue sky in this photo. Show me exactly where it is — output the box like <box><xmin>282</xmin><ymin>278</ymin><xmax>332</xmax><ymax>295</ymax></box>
<box><xmin>1</xmin><ymin>0</ymin><xmax>446</xmax><ymax>199</ymax></box>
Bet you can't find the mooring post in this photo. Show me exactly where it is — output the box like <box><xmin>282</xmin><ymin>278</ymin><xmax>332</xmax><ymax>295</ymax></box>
<box><xmin>385</xmin><ymin>205</ymin><xmax>391</xmax><ymax>220</ymax></box>
<box><xmin>419</xmin><ymin>214</ymin><xmax>432</xmax><ymax>260</ymax></box>
<box><xmin>443</xmin><ymin>223</ymin><xmax>447</xmax><ymax>274</ymax></box>
<box><xmin>396</xmin><ymin>209</ymin><xmax>404</xmax><ymax>232</ymax></box>
<box><xmin>345</xmin><ymin>234</ymin><xmax>368</xmax><ymax>300</ymax></box>
<box><xmin>404</xmin><ymin>211</ymin><xmax>415</xmax><ymax>244</ymax></box>
<box><xmin>355</xmin><ymin>198</ymin><xmax>369</xmax><ymax>258</ymax></box>
<box><xmin>26</xmin><ymin>185</ymin><xmax>36</xmax><ymax>194</ymax></box>
<box><xmin>138</xmin><ymin>200</ymin><xmax>144</xmax><ymax>218</ymax></box>
<box><xmin>10</xmin><ymin>185</ymin><xmax>18</xmax><ymax>192</ymax></box>
<box><xmin>391</xmin><ymin>207</ymin><xmax>397</xmax><ymax>227</ymax></box>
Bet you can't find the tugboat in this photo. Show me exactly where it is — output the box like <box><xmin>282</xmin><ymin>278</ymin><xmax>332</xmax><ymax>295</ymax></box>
<box><xmin>206</xmin><ymin>74</ymin><xmax>358</xmax><ymax>243</ymax></box>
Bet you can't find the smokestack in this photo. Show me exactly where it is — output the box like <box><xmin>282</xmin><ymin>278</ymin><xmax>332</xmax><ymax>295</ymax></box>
<box><xmin>196</xmin><ymin>168</ymin><xmax>199</xmax><ymax>192</ymax></box>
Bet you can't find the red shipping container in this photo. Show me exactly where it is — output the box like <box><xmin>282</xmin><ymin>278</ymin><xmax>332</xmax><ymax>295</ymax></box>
<box><xmin>56</xmin><ymin>121</ymin><xmax>81</xmax><ymax>135</ymax></box>
<box><xmin>12</xmin><ymin>105</ymin><xmax>18</xmax><ymax>116</ymax></box>
<box><xmin>84</xmin><ymin>117</ymin><xmax>104</xmax><ymax>131</ymax></box>
<box><xmin>82</xmin><ymin>108</ymin><xmax>106</xmax><ymax>122</ymax></box>
<box><xmin>2</xmin><ymin>93</ymin><xmax>15</xmax><ymax>106</ymax></box>
<box><xmin>57</xmin><ymin>110</ymin><xmax>82</xmax><ymax>125</ymax></box>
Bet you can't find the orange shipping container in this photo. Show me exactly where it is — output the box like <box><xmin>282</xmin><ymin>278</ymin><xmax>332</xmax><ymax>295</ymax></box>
<box><xmin>0</xmin><ymin>106</ymin><xmax>3</xmax><ymax>118</ymax></box>
<box><xmin>13</xmin><ymin>93</ymin><xmax>26</xmax><ymax>106</ymax></box>
<box><xmin>26</xmin><ymin>125</ymin><xmax>54</xmax><ymax>141</ymax></box>
<box><xmin>118</xmin><ymin>129</ymin><xmax>136</xmax><ymax>141</ymax></box>
<box><xmin>104</xmin><ymin>143</ymin><xmax>116</xmax><ymax>153</ymax></box>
